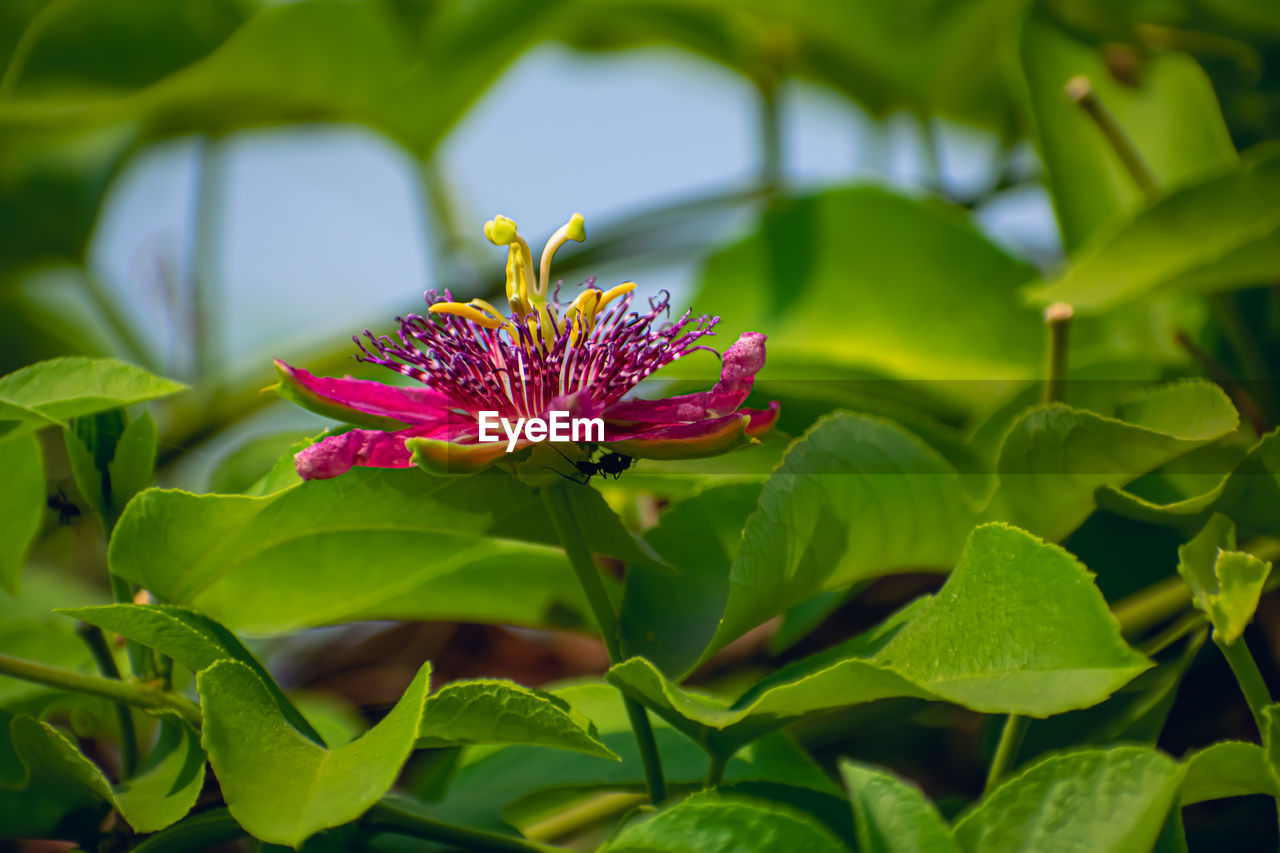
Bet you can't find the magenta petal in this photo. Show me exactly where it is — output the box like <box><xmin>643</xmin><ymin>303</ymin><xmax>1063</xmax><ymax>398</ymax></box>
<box><xmin>604</xmin><ymin>332</ymin><xmax>767</xmax><ymax>424</ymax></box>
<box><xmin>295</xmin><ymin>427</ymin><xmax>419</xmax><ymax>480</ymax></box>
<box><xmin>275</xmin><ymin>361</ymin><xmax>457</xmax><ymax>428</ymax></box>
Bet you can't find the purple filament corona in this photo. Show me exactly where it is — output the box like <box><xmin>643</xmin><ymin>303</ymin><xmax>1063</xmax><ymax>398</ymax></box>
<box><xmin>355</xmin><ymin>287</ymin><xmax>720</xmax><ymax>419</ymax></box>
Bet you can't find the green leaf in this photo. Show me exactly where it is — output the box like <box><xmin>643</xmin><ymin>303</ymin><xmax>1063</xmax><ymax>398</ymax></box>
<box><xmin>1181</xmin><ymin>741</ymin><xmax>1280</xmax><ymax>804</ymax></box>
<box><xmin>199</xmin><ymin>659</ymin><xmax>429</xmax><ymax>847</ymax></box>
<box><xmin>0</xmin><ymin>357</ymin><xmax>185</xmax><ymax>420</ymax></box>
<box><xmin>0</xmin><ymin>433</ymin><xmax>44</xmax><ymax>593</ymax></box>
<box><xmin>1027</xmin><ymin>154</ymin><xmax>1280</xmax><ymax>312</ymax></box>
<box><xmin>840</xmin><ymin>760</ymin><xmax>959</xmax><ymax>853</ymax></box>
<box><xmin>58</xmin><ymin>603</ymin><xmax>324</xmax><ymax>743</ymax></box>
<box><xmin>991</xmin><ymin>382</ymin><xmax>1239</xmax><ymax>541</ymax></box>
<box><xmin>107</xmin><ymin>411</ymin><xmax>158</xmax><ymax>513</ymax></box>
<box><xmin>417</xmin><ymin>679</ymin><xmax>617</xmax><ymax>760</ymax></box>
<box><xmin>600</xmin><ymin>790</ymin><xmax>850</xmax><ymax>853</ymax></box>
<box><xmin>954</xmin><ymin>747</ymin><xmax>1183</xmax><ymax>853</ymax></box>
<box><xmin>107</xmin><ymin>468</ymin><xmax>653</xmax><ymax>634</ymax></box>
<box><xmin>0</xmin><ymin>397</ymin><xmax>63</xmax><ymax>441</ymax></box>
<box><xmin>1177</xmin><ymin>514</ymin><xmax>1272</xmax><ymax>643</ymax></box>
<box><xmin>1017</xmin><ymin>10</ymin><xmax>1238</xmax><ymax>251</ymax></box>
<box><xmin>429</xmin><ymin>681</ymin><xmax>837</xmax><ymax>833</ymax></box>
<box><xmin>62</xmin><ymin>409</ymin><xmax>125</xmax><ymax>519</ymax></box>
<box><xmin>872</xmin><ymin>523</ymin><xmax>1150</xmax><ymax>716</ymax></box>
<box><xmin>698</xmin><ymin>412</ymin><xmax>981</xmax><ymax>668</ymax></box>
<box><xmin>694</xmin><ymin>188</ymin><xmax>1043</xmax><ymax>403</ymax></box>
<box><xmin>208</xmin><ymin>430</ymin><xmax>310</xmax><ymax>494</ymax></box>
<box><xmin>6</xmin><ymin>713</ymin><xmax>204</xmax><ymax>833</ymax></box>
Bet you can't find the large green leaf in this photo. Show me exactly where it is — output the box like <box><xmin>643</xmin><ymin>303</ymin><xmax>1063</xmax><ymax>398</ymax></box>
<box><xmin>1027</xmin><ymin>154</ymin><xmax>1280</xmax><ymax>312</ymax></box>
<box><xmin>953</xmin><ymin>747</ymin><xmax>1183</xmax><ymax>853</ymax></box>
<box><xmin>693</xmin><ymin>384</ymin><xmax>1232</xmax><ymax>667</ymax></box>
<box><xmin>58</xmin><ymin>603</ymin><xmax>324</xmax><ymax>743</ymax></box>
<box><xmin>600</xmin><ymin>790</ymin><xmax>850</xmax><ymax>853</ymax></box>
<box><xmin>612</xmin><ymin>525</ymin><xmax>1148</xmax><ymax>755</ymax></box>
<box><xmin>4</xmin><ymin>713</ymin><xmax>204</xmax><ymax>833</ymax></box>
<box><xmin>0</xmin><ymin>433</ymin><xmax>44</xmax><ymax>593</ymax></box>
<box><xmin>417</xmin><ymin>679</ymin><xmax>617</xmax><ymax>759</ymax></box>
<box><xmin>840</xmin><ymin>760</ymin><xmax>958</xmax><ymax>853</ymax></box>
<box><xmin>108</xmin><ymin>468</ymin><xmax>654</xmax><ymax>633</ymax></box>
<box><xmin>199</xmin><ymin>659</ymin><xmax>429</xmax><ymax>847</ymax></box>
<box><xmin>1177</xmin><ymin>514</ymin><xmax>1272</xmax><ymax>643</ymax></box>
<box><xmin>0</xmin><ymin>357</ymin><xmax>185</xmax><ymax>420</ymax></box>
<box><xmin>871</xmin><ymin>523</ymin><xmax>1149</xmax><ymax>716</ymax></box>
<box><xmin>1017</xmin><ymin>10</ymin><xmax>1238</xmax><ymax>250</ymax></box>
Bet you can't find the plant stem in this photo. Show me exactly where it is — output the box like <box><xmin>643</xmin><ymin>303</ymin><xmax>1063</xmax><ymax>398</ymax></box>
<box><xmin>365</xmin><ymin>801</ymin><xmax>561</xmax><ymax>853</ymax></box>
<box><xmin>130</xmin><ymin>808</ymin><xmax>245</xmax><ymax>853</ymax></box>
<box><xmin>1216</xmin><ymin>635</ymin><xmax>1273</xmax><ymax>736</ymax></box>
<box><xmin>0</xmin><ymin>652</ymin><xmax>201</xmax><ymax>728</ymax></box>
<box><xmin>523</xmin><ymin>792</ymin><xmax>648</xmax><ymax>843</ymax></box>
<box><xmin>704</xmin><ymin>753</ymin><xmax>728</xmax><ymax>789</ymax></box>
<box><xmin>757</xmin><ymin>78</ymin><xmax>783</xmax><ymax>194</ymax></box>
<box><xmin>77</xmin><ymin>623</ymin><xmax>138</xmax><ymax>778</ymax></box>
<box><xmin>986</xmin><ymin>713</ymin><xmax>1029</xmax><ymax>790</ymax></box>
<box><xmin>1043</xmin><ymin>302</ymin><xmax>1073</xmax><ymax>404</ymax></box>
<box><xmin>541</xmin><ymin>484</ymin><xmax>667</xmax><ymax>804</ymax></box>
<box><xmin>191</xmin><ymin>136</ymin><xmax>228</xmax><ymax>383</ymax></box>
<box><xmin>1065</xmin><ymin>75</ymin><xmax>1157</xmax><ymax>196</ymax></box>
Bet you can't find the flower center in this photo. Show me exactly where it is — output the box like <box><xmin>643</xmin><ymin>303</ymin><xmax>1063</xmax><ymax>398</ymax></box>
<box><xmin>353</xmin><ymin>215</ymin><xmax>719</xmax><ymax>420</ymax></box>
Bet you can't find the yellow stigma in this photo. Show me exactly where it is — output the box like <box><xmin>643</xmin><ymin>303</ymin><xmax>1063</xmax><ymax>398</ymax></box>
<box><xmin>537</xmin><ymin>212</ymin><xmax>586</xmax><ymax>299</ymax></box>
<box><xmin>428</xmin><ymin>299</ymin><xmax>509</xmax><ymax>331</ymax></box>
<box><xmin>564</xmin><ymin>281</ymin><xmax>635</xmax><ymax>343</ymax></box>
<box><xmin>484</xmin><ymin>214</ymin><xmax>536</xmax><ymax>318</ymax></box>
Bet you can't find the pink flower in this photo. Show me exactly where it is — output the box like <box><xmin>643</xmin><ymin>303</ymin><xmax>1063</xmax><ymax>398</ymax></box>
<box><xmin>273</xmin><ymin>214</ymin><xmax>778</xmax><ymax>479</ymax></box>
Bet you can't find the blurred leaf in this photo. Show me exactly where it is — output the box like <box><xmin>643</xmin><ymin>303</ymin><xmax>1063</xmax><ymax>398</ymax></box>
<box><xmin>1017</xmin><ymin>9</ymin><xmax>1238</xmax><ymax>250</ymax></box>
<box><xmin>0</xmin><ymin>433</ymin><xmax>43</xmax><ymax>593</ymax></box>
<box><xmin>62</xmin><ymin>408</ymin><xmax>125</xmax><ymax>520</ymax></box>
<box><xmin>108</xmin><ymin>468</ymin><xmax>652</xmax><ymax>633</ymax></box>
<box><xmin>0</xmin><ymin>357</ymin><xmax>185</xmax><ymax>420</ymax></box>
<box><xmin>417</xmin><ymin>679</ymin><xmax>617</xmax><ymax>759</ymax></box>
<box><xmin>1177</xmin><ymin>514</ymin><xmax>1271</xmax><ymax>643</ymax></box>
<box><xmin>0</xmin><ymin>397</ymin><xmax>62</xmax><ymax>440</ymax></box>
<box><xmin>953</xmin><ymin>747</ymin><xmax>1182</xmax><ymax>852</ymax></box>
<box><xmin>871</xmin><ymin>523</ymin><xmax>1148</xmax><ymax>716</ymax></box>
<box><xmin>1027</xmin><ymin>153</ymin><xmax>1280</xmax><ymax>312</ymax></box>
<box><xmin>599</xmin><ymin>790</ymin><xmax>850</xmax><ymax>853</ymax></box>
<box><xmin>5</xmin><ymin>713</ymin><xmax>204</xmax><ymax>833</ymax></box>
<box><xmin>107</xmin><ymin>410</ymin><xmax>157</xmax><ymax>513</ymax></box>
<box><xmin>1180</xmin><ymin>740</ymin><xmax>1279</xmax><ymax>804</ymax></box>
<box><xmin>208</xmin><ymin>429</ymin><xmax>309</xmax><ymax>494</ymax></box>
<box><xmin>840</xmin><ymin>760</ymin><xmax>958</xmax><ymax>853</ymax></box>
<box><xmin>199</xmin><ymin>658</ymin><xmax>429</xmax><ymax>847</ymax></box>
<box><xmin>60</xmin><ymin>602</ymin><xmax>324</xmax><ymax>743</ymax></box>
<box><xmin>695</xmin><ymin>188</ymin><xmax>1043</xmax><ymax>407</ymax></box>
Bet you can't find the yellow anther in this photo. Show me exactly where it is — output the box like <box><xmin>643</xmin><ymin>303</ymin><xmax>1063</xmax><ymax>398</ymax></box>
<box><xmin>537</xmin><ymin>212</ymin><xmax>588</xmax><ymax>299</ymax></box>
<box><xmin>428</xmin><ymin>301</ymin><xmax>505</xmax><ymax>330</ymax></box>
<box><xmin>483</xmin><ymin>215</ymin><xmax>519</xmax><ymax>246</ymax></box>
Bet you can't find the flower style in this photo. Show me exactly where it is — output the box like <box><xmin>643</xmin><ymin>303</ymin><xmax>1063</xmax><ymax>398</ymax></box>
<box><xmin>273</xmin><ymin>213</ymin><xmax>778</xmax><ymax>479</ymax></box>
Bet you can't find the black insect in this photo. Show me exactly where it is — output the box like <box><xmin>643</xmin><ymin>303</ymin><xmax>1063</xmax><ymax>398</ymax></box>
<box><xmin>546</xmin><ymin>445</ymin><xmax>635</xmax><ymax>485</ymax></box>
<box><xmin>47</xmin><ymin>488</ymin><xmax>81</xmax><ymax>525</ymax></box>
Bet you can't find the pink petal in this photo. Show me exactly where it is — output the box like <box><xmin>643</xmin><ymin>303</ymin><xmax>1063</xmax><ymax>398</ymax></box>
<box><xmin>604</xmin><ymin>332</ymin><xmax>767</xmax><ymax>424</ymax></box>
<box><xmin>294</xmin><ymin>418</ymin><xmax>481</xmax><ymax>480</ymax></box>
<box><xmin>275</xmin><ymin>361</ymin><xmax>457</xmax><ymax>428</ymax></box>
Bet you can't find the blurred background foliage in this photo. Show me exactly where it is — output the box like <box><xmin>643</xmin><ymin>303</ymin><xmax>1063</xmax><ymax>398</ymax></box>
<box><xmin>4</xmin><ymin>0</ymin><xmax>1280</xmax><ymax>848</ymax></box>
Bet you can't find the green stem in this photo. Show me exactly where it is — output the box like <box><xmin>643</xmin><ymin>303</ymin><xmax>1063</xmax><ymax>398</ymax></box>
<box><xmin>986</xmin><ymin>714</ymin><xmax>1029</xmax><ymax>790</ymax></box>
<box><xmin>191</xmin><ymin>136</ymin><xmax>228</xmax><ymax>383</ymax></box>
<box><xmin>0</xmin><ymin>0</ymin><xmax>72</xmax><ymax>101</ymax></box>
<box><xmin>365</xmin><ymin>802</ymin><xmax>560</xmax><ymax>853</ymax></box>
<box><xmin>757</xmin><ymin>78</ymin><xmax>783</xmax><ymax>193</ymax></box>
<box><xmin>1139</xmin><ymin>612</ymin><xmax>1206</xmax><ymax>657</ymax></box>
<box><xmin>130</xmin><ymin>808</ymin><xmax>244</xmax><ymax>853</ymax></box>
<box><xmin>1065</xmin><ymin>75</ymin><xmax>1157</xmax><ymax>196</ymax></box>
<box><xmin>0</xmin><ymin>652</ymin><xmax>201</xmax><ymax>728</ymax></box>
<box><xmin>1216</xmin><ymin>635</ymin><xmax>1273</xmax><ymax>736</ymax></box>
<box><xmin>1043</xmin><ymin>302</ymin><xmax>1073</xmax><ymax>404</ymax></box>
<box><xmin>77</xmin><ymin>624</ymin><xmax>138</xmax><ymax>778</ymax></box>
<box><xmin>705</xmin><ymin>753</ymin><xmax>728</xmax><ymax>789</ymax></box>
<box><xmin>541</xmin><ymin>484</ymin><xmax>667</xmax><ymax>805</ymax></box>
<box><xmin>524</xmin><ymin>792</ymin><xmax>647</xmax><ymax>843</ymax></box>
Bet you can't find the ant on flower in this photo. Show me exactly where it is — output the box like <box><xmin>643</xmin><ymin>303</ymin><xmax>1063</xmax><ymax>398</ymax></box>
<box><xmin>546</xmin><ymin>444</ymin><xmax>635</xmax><ymax>485</ymax></box>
